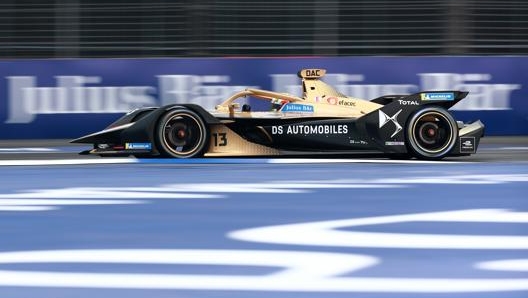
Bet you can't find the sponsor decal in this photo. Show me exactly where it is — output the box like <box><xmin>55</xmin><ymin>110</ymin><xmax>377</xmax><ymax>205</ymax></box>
<box><xmin>349</xmin><ymin>140</ymin><xmax>368</xmax><ymax>145</ymax></box>
<box><xmin>385</xmin><ymin>141</ymin><xmax>405</xmax><ymax>146</ymax></box>
<box><xmin>325</xmin><ymin>97</ymin><xmax>356</xmax><ymax>107</ymax></box>
<box><xmin>460</xmin><ymin>137</ymin><xmax>476</xmax><ymax>153</ymax></box>
<box><xmin>280</xmin><ymin>103</ymin><xmax>314</xmax><ymax>113</ymax></box>
<box><xmin>272</xmin><ymin>124</ymin><xmax>348</xmax><ymax>135</ymax></box>
<box><xmin>5</xmin><ymin>75</ymin><xmax>254</xmax><ymax>124</ymax></box>
<box><xmin>338</xmin><ymin>99</ymin><xmax>356</xmax><ymax>107</ymax></box>
<box><xmin>304</xmin><ymin>69</ymin><xmax>323</xmax><ymax>77</ymax></box>
<box><xmin>125</xmin><ymin>143</ymin><xmax>152</xmax><ymax>150</ymax></box>
<box><xmin>420</xmin><ymin>92</ymin><xmax>455</xmax><ymax>101</ymax></box>
<box><xmin>3</xmin><ymin>68</ymin><xmax>523</xmax><ymax>126</ymax></box>
<box><xmin>378</xmin><ymin>109</ymin><xmax>403</xmax><ymax>138</ymax></box>
<box><xmin>398</xmin><ymin>100</ymin><xmax>419</xmax><ymax>106</ymax></box>
<box><xmin>300</xmin><ymin>69</ymin><xmax>326</xmax><ymax>79</ymax></box>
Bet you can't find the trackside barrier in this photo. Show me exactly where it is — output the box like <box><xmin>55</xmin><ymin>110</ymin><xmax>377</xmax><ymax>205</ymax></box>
<box><xmin>0</xmin><ymin>56</ymin><xmax>526</xmax><ymax>138</ymax></box>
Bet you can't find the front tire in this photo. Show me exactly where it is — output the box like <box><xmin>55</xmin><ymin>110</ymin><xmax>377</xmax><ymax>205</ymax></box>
<box><xmin>405</xmin><ymin>107</ymin><xmax>458</xmax><ymax>160</ymax></box>
<box><xmin>156</xmin><ymin>109</ymin><xmax>208</xmax><ymax>158</ymax></box>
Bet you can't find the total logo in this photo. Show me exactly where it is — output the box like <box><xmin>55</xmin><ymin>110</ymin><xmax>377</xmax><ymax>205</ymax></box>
<box><xmin>398</xmin><ymin>99</ymin><xmax>419</xmax><ymax>105</ymax></box>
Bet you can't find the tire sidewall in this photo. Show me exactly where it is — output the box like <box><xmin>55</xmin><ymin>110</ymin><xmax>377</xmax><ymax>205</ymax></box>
<box><xmin>405</xmin><ymin>106</ymin><xmax>458</xmax><ymax>160</ymax></box>
<box><xmin>156</xmin><ymin>109</ymin><xmax>208</xmax><ymax>158</ymax></box>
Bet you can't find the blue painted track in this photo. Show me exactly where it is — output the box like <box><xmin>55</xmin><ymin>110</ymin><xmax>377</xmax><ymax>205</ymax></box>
<box><xmin>0</xmin><ymin>156</ymin><xmax>527</xmax><ymax>298</ymax></box>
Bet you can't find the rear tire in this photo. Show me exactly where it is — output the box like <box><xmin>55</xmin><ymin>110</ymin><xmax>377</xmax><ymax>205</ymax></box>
<box><xmin>405</xmin><ymin>107</ymin><xmax>458</xmax><ymax>160</ymax></box>
<box><xmin>155</xmin><ymin>109</ymin><xmax>208</xmax><ymax>158</ymax></box>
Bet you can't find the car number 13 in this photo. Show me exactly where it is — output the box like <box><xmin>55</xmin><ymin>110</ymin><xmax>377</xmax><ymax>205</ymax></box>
<box><xmin>212</xmin><ymin>132</ymin><xmax>228</xmax><ymax>146</ymax></box>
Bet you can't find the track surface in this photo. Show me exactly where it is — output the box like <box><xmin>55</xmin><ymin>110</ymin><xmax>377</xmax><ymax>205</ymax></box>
<box><xmin>0</xmin><ymin>137</ymin><xmax>527</xmax><ymax>298</ymax></box>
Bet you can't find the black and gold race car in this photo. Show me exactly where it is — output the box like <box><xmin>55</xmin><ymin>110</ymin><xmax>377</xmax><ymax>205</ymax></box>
<box><xmin>72</xmin><ymin>69</ymin><xmax>484</xmax><ymax>160</ymax></box>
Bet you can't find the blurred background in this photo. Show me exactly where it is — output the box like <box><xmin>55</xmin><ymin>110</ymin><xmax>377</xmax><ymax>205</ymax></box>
<box><xmin>1</xmin><ymin>3</ymin><xmax>527</xmax><ymax>297</ymax></box>
<box><xmin>0</xmin><ymin>0</ymin><xmax>527</xmax><ymax>138</ymax></box>
<box><xmin>1</xmin><ymin>0</ymin><xmax>527</xmax><ymax>58</ymax></box>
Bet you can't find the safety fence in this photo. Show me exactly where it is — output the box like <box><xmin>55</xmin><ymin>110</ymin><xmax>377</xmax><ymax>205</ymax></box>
<box><xmin>1</xmin><ymin>0</ymin><xmax>527</xmax><ymax>58</ymax></box>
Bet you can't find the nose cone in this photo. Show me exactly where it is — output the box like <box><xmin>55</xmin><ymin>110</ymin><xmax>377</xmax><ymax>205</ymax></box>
<box><xmin>71</xmin><ymin>123</ymin><xmax>133</xmax><ymax>144</ymax></box>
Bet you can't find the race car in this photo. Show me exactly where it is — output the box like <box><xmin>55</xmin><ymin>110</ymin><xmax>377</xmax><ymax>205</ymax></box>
<box><xmin>72</xmin><ymin>69</ymin><xmax>484</xmax><ymax>160</ymax></box>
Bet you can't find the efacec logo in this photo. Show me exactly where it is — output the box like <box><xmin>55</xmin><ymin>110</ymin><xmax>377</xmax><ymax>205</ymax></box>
<box><xmin>4</xmin><ymin>72</ymin><xmax>521</xmax><ymax>124</ymax></box>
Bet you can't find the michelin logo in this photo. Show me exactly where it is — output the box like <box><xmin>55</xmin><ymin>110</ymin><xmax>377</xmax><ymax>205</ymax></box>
<box><xmin>125</xmin><ymin>143</ymin><xmax>152</xmax><ymax>150</ymax></box>
<box><xmin>420</xmin><ymin>92</ymin><xmax>455</xmax><ymax>101</ymax></box>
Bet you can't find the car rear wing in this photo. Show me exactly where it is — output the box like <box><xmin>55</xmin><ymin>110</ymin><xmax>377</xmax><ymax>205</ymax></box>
<box><xmin>371</xmin><ymin>91</ymin><xmax>469</xmax><ymax>109</ymax></box>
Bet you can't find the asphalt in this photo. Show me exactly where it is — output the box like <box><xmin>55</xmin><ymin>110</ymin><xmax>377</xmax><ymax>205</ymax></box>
<box><xmin>0</xmin><ymin>137</ymin><xmax>526</xmax><ymax>298</ymax></box>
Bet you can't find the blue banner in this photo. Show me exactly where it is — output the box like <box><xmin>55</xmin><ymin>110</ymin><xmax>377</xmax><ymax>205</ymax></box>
<box><xmin>0</xmin><ymin>56</ymin><xmax>527</xmax><ymax>138</ymax></box>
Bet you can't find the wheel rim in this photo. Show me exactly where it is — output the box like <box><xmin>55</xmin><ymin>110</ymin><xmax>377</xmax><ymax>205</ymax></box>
<box><xmin>409</xmin><ymin>110</ymin><xmax>456</xmax><ymax>157</ymax></box>
<box><xmin>162</xmin><ymin>113</ymin><xmax>204</xmax><ymax>156</ymax></box>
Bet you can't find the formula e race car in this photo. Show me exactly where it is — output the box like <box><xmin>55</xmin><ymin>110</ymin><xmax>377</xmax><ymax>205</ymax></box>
<box><xmin>72</xmin><ymin>69</ymin><xmax>484</xmax><ymax>160</ymax></box>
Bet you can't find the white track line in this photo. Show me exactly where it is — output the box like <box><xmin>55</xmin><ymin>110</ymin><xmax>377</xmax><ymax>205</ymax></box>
<box><xmin>0</xmin><ymin>148</ymin><xmax>58</xmax><ymax>153</ymax></box>
<box><xmin>499</xmin><ymin>147</ymin><xmax>528</xmax><ymax>150</ymax></box>
<box><xmin>0</xmin><ymin>159</ymin><xmax>137</xmax><ymax>166</ymax></box>
<box><xmin>0</xmin><ymin>158</ymin><xmax>465</xmax><ymax>166</ymax></box>
<box><xmin>0</xmin><ymin>206</ymin><xmax>57</xmax><ymax>211</ymax></box>
<box><xmin>268</xmin><ymin>158</ymin><xmax>466</xmax><ymax>164</ymax></box>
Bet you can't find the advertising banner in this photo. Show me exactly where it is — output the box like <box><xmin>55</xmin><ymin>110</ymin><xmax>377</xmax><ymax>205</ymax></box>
<box><xmin>0</xmin><ymin>56</ymin><xmax>526</xmax><ymax>139</ymax></box>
